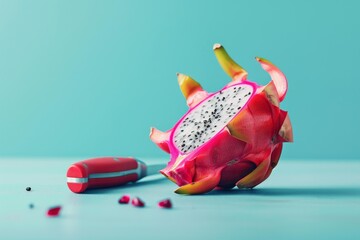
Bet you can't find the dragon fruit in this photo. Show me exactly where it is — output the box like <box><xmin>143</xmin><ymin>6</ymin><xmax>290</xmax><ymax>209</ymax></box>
<box><xmin>150</xmin><ymin>44</ymin><xmax>293</xmax><ymax>194</ymax></box>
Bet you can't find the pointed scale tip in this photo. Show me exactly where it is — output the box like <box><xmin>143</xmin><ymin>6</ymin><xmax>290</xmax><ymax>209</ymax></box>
<box><xmin>177</xmin><ymin>74</ymin><xmax>202</xmax><ymax>99</ymax></box>
<box><xmin>213</xmin><ymin>43</ymin><xmax>222</xmax><ymax>50</ymax></box>
<box><xmin>255</xmin><ymin>56</ymin><xmax>270</xmax><ymax>64</ymax></box>
<box><xmin>177</xmin><ymin>73</ymin><xmax>186</xmax><ymax>84</ymax></box>
<box><xmin>174</xmin><ymin>188</ymin><xmax>187</xmax><ymax>195</ymax></box>
<box><xmin>214</xmin><ymin>45</ymin><xmax>248</xmax><ymax>81</ymax></box>
<box><xmin>149</xmin><ymin>127</ymin><xmax>154</xmax><ymax>136</ymax></box>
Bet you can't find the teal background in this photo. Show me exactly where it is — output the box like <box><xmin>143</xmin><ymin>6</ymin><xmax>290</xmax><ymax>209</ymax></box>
<box><xmin>0</xmin><ymin>0</ymin><xmax>359</xmax><ymax>159</ymax></box>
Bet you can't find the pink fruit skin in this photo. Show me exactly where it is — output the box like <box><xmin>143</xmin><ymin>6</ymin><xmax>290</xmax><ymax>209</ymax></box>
<box><xmin>150</xmin><ymin>44</ymin><xmax>293</xmax><ymax>194</ymax></box>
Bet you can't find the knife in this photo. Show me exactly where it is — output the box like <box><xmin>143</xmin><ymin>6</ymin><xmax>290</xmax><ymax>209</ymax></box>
<box><xmin>66</xmin><ymin>157</ymin><xmax>166</xmax><ymax>193</ymax></box>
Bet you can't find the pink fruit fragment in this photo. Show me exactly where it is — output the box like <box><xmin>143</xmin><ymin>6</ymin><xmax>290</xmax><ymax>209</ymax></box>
<box><xmin>158</xmin><ymin>199</ymin><xmax>172</xmax><ymax>209</ymax></box>
<box><xmin>118</xmin><ymin>195</ymin><xmax>130</xmax><ymax>204</ymax></box>
<box><xmin>47</xmin><ymin>206</ymin><xmax>61</xmax><ymax>217</ymax></box>
<box><xmin>131</xmin><ymin>197</ymin><xmax>145</xmax><ymax>207</ymax></box>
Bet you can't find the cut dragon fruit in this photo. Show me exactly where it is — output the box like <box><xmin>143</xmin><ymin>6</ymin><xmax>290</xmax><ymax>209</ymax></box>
<box><xmin>150</xmin><ymin>44</ymin><xmax>293</xmax><ymax>194</ymax></box>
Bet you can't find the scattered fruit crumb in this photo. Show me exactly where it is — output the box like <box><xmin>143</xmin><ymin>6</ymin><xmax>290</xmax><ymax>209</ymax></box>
<box><xmin>131</xmin><ymin>197</ymin><xmax>145</xmax><ymax>207</ymax></box>
<box><xmin>47</xmin><ymin>206</ymin><xmax>62</xmax><ymax>217</ymax></box>
<box><xmin>158</xmin><ymin>199</ymin><xmax>172</xmax><ymax>209</ymax></box>
<box><xmin>118</xmin><ymin>195</ymin><xmax>130</xmax><ymax>204</ymax></box>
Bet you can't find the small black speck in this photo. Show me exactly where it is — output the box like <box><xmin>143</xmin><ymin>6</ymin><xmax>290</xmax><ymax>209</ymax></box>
<box><xmin>29</xmin><ymin>203</ymin><xmax>34</xmax><ymax>209</ymax></box>
<box><xmin>26</xmin><ymin>187</ymin><xmax>31</xmax><ymax>191</ymax></box>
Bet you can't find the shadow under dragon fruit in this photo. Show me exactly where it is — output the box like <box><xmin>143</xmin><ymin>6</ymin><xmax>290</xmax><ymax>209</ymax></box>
<box><xmin>150</xmin><ymin>44</ymin><xmax>293</xmax><ymax>194</ymax></box>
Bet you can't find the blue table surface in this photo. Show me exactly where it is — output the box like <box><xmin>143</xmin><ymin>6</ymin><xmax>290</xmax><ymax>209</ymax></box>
<box><xmin>1</xmin><ymin>158</ymin><xmax>359</xmax><ymax>240</ymax></box>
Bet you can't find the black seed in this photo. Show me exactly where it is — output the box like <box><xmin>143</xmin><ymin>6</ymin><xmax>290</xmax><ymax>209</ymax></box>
<box><xmin>26</xmin><ymin>187</ymin><xmax>31</xmax><ymax>191</ymax></box>
<box><xmin>181</xmin><ymin>144</ymin><xmax>185</xmax><ymax>147</ymax></box>
<box><xmin>29</xmin><ymin>203</ymin><xmax>34</xmax><ymax>209</ymax></box>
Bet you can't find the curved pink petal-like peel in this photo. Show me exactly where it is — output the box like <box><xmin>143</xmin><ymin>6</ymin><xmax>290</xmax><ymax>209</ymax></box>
<box><xmin>175</xmin><ymin>167</ymin><xmax>223</xmax><ymax>194</ymax></box>
<box><xmin>256</xmin><ymin>57</ymin><xmax>288</xmax><ymax>102</ymax></box>
<box><xmin>149</xmin><ymin>127</ymin><xmax>170</xmax><ymax>153</ymax></box>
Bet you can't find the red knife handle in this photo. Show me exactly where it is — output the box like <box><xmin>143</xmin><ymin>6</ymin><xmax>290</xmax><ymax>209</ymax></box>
<box><xmin>66</xmin><ymin>157</ymin><xmax>146</xmax><ymax>193</ymax></box>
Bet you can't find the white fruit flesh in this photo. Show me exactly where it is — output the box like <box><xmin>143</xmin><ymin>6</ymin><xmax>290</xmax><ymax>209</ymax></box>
<box><xmin>173</xmin><ymin>84</ymin><xmax>254</xmax><ymax>154</ymax></box>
